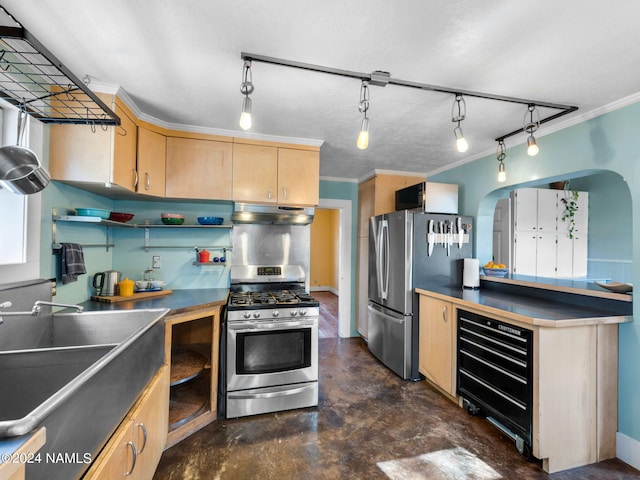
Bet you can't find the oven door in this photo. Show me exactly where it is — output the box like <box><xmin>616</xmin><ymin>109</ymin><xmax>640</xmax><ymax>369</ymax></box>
<box><xmin>227</xmin><ymin>317</ymin><xmax>318</xmax><ymax>391</ymax></box>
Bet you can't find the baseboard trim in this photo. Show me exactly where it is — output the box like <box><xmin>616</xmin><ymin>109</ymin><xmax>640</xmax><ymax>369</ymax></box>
<box><xmin>310</xmin><ymin>286</ymin><xmax>339</xmax><ymax>295</ymax></box>
<box><xmin>616</xmin><ymin>432</ymin><xmax>640</xmax><ymax>471</ymax></box>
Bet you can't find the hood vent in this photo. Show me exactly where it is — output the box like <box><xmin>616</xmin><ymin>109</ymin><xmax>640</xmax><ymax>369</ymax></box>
<box><xmin>232</xmin><ymin>203</ymin><xmax>314</xmax><ymax>225</ymax></box>
<box><xmin>0</xmin><ymin>7</ymin><xmax>119</xmax><ymax>126</ymax></box>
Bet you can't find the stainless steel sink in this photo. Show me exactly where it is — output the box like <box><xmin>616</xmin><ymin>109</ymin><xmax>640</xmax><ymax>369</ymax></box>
<box><xmin>0</xmin><ymin>308</ymin><xmax>168</xmax><ymax>351</ymax></box>
<box><xmin>0</xmin><ymin>308</ymin><xmax>169</xmax><ymax>480</ymax></box>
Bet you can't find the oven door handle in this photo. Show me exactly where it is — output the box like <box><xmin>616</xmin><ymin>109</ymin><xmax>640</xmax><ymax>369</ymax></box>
<box><xmin>228</xmin><ymin>384</ymin><xmax>316</xmax><ymax>400</ymax></box>
<box><xmin>229</xmin><ymin>320</ymin><xmax>316</xmax><ymax>332</ymax></box>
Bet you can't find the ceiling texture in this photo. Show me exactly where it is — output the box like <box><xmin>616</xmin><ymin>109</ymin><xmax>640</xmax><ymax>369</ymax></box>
<box><xmin>2</xmin><ymin>1</ymin><xmax>640</xmax><ymax>180</ymax></box>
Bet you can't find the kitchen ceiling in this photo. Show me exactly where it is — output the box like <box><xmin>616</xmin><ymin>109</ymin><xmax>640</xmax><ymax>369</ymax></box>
<box><xmin>2</xmin><ymin>1</ymin><xmax>640</xmax><ymax>180</ymax></box>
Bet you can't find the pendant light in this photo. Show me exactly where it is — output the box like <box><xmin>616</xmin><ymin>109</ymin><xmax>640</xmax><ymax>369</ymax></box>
<box><xmin>239</xmin><ymin>60</ymin><xmax>254</xmax><ymax>130</ymax></box>
<box><xmin>452</xmin><ymin>94</ymin><xmax>468</xmax><ymax>153</ymax></box>
<box><xmin>356</xmin><ymin>81</ymin><xmax>370</xmax><ymax>150</ymax></box>
<box><xmin>524</xmin><ymin>104</ymin><xmax>540</xmax><ymax>156</ymax></box>
<box><xmin>496</xmin><ymin>139</ymin><xmax>506</xmax><ymax>183</ymax></box>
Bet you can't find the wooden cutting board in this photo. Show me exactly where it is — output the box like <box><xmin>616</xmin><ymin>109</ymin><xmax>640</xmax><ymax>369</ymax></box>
<box><xmin>91</xmin><ymin>289</ymin><xmax>173</xmax><ymax>303</ymax></box>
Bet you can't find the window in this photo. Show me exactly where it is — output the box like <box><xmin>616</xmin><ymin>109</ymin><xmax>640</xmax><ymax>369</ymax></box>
<box><xmin>0</xmin><ymin>101</ymin><xmax>42</xmax><ymax>281</ymax></box>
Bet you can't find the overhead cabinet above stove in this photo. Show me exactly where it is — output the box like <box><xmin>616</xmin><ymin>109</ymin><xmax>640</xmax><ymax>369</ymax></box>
<box><xmin>232</xmin><ymin>142</ymin><xmax>320</xmax><ymax>207</ymax></box>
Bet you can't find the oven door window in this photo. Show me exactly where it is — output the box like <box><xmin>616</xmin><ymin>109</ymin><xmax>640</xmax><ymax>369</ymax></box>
<box><xmin>236</xmin><ymin>328</ymin><xmax>312</xmax><ymax>375</ymax></box>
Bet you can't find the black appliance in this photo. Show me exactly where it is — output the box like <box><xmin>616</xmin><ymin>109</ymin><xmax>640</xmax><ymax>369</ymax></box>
<box><xmin>457</xmin><ymin>309</ymin><xmax>534</xmax><ymax>455</ymax></box>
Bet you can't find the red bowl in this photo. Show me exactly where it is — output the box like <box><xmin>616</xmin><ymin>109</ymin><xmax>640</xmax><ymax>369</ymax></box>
<box><xmin>109</xmin><ymin>212</ymin><xmax>134</xmax><ymax>223</ymax></box>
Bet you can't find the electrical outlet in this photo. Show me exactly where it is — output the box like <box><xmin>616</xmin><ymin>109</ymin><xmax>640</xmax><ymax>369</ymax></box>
<box><xmin>152</xmin><ymin>256</ymin><xmax>161</xmax><ymax>269</ymax></box>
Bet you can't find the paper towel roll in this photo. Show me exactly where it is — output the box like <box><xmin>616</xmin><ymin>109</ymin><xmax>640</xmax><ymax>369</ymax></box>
<box><xmin>463</xmin><ymin>258</ymin><xmax>480</xmax><ymax>288</ymax></box>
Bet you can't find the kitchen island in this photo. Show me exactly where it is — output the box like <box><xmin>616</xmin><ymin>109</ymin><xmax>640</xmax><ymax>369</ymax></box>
<box><xmin>416</xmin><ymin>277</ymin><xmax>631</xmax><ymax>474</ymax></box>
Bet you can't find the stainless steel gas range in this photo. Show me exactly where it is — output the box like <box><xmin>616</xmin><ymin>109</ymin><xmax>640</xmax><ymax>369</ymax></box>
<box><xmin>223</xmin><ymin>219</ymin><xmax>320</xmax><ymax>418</ymax></box>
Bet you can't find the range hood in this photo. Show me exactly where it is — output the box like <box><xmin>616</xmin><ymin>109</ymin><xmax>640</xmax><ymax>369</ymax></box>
<box><xmin>232</xmin><ymin>203</ymin><xmax>315</xmax><ymax>225</ymax></box>
<box><xmin>0</xmin><ymin>6</ymin><xmax>119</xmax><ymax>126</ymax></box>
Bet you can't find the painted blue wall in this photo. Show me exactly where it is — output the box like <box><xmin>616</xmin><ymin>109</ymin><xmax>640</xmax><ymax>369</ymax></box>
<box><xmin>40</xmin><ymin>179</ymin><xmax>360</xmax><ymax>334</ymax></box>
<box><xmin>319</xmin><ymin>179</ymin><xmax>359</xmax><ymax>336</ymax></box>
<box><xmin>430</xmin><ymin>102</ymin><xmax>640</xmax><ymax>443</ymax></box>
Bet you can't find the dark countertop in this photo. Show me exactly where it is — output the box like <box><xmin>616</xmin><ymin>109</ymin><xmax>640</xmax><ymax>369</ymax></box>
<box><xmin>78</xmin><ymin>288</ymin><xmax>229</xmax><ymax>316</ymax></box>
<box><xmin>416</xmin><ymin>282</ymin><xmax>632</xmax><ymax>327</ymax></box>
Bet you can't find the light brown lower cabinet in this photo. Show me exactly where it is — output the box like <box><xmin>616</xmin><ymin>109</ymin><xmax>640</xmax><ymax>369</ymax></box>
<box><xmin>83</xmin><ymin>366</ymin><xmax>169</xmax><ymax>479</ymax></box>
<box><xmin>418</xmin><ymin>295</ymin><xmax>456</xmax><ymax>399</ymax></box>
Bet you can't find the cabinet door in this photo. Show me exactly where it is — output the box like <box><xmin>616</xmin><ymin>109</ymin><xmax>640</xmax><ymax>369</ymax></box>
<box><xmin>572</xmin><ymin>235</ymin><xmax>588</xmax><ymax>277</ymax></box>
<box><xmin>537</xmin><ymin>189</ymin><xmax>558</xmax><ymax>233</ymax></box>
<box><xmin>137</xmin><ymin>127</ymin><xmax>166</xmax><ymax>197</ymax></box>
<box><xmin>419</xmin><ymin>296</ymin><xmax>454</xmax><ymax>395</ymax></box>
<box><xmin>513</xmin><ymin>232</ymin><xmax>537</xmax><ymax>275</ymax></box>
<box><xmin>83</xmin><ymin>422</ymin><xmax>134</xmax><ymax>479</ymax></box>
<box><xmin>232</xmin><ymin>143</ymin><xmax>278</xmax><ymax>203</ymax></box>
<box><xmin>112</xmin><ymin>103</ymin><xmax>138</xmax><ymax>192</ymax></box>
<box><xmin>514</xmin><ymin>188</ymin><xmax>538</xmax><ymax>231</ymax></box>
<box><xmin>277</xmin><ymin>148</ymin><xmax>320</xmax><ymax>206</ymax></box>
<box><xmin>536</xmin><ymin>234</ymin><xmax>558</xmax><ymax>278</ymax></box>
<box><xmin>131</xmin><ymin>367</ymin><xmax>169</xmax><ymax>479</ymax></box>
<box><xmin>166</xmin><ymin>137</ymin><xmax>232</xmax><ymax>200</ymax></box>
<box><xmin>573</xmin><ymin>192</ymin><xmax>589</xmax><ymax>235</ymax></box>
<box><xmin>556</xmin><ymin>234</ymin><xmax>574</xmax><ymax>277</ymax></box>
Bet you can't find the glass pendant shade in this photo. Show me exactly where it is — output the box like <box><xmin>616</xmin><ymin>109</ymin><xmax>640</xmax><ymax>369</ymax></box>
<box><xmin>454</xmin><ymin>126</ymin><xmax>468</xmax><ymax>152</ymax></box>
<box><xmin>239</xmin><ymin>96</ymin><xmax>252</xmax><ymax>130</ymax></box>
<box><xmin>527</xmin><ymin>135</ymin><xmax>539</xmax><ymax>156</ymax></box>
<box><xmin>357</xmin><ymin>117</ymin><xmax>369</xmax><ymax>150</ymax></box>
<box><xmin>497</xmin><ymin>162</ymin><xmax>506</xmax><ymax>182</ymax></box>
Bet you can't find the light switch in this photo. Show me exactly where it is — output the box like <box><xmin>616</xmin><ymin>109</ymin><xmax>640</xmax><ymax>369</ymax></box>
<box><xmin>152</xmin><ymin>256</ymin><xmax>161</xmax><ymax>268</ymax></box>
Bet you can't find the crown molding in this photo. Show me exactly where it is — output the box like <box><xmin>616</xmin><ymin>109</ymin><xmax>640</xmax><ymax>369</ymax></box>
<box><xmin>320</xmin><ymin>176</ymin><xmax>358</xmax><ymax>183</ymax></box>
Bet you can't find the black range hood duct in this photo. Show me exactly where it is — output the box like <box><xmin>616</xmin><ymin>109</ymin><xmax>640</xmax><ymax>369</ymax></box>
<box><xmin>232</xmin><ymin>203</ymin><xmax>315</xmax><ymax>225</ymax></box>
<box><xmin>0</xmin><ymin>6</ymin><xmax>119</xmax><ymax>126</ymax></box>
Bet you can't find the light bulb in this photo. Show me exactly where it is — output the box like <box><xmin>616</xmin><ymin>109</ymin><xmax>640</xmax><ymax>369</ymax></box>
<box><xmin>357</xmin><ymin>117</ymin><xmax>369</xmax><ymax>150</ymax></box>
<box><xmin>527</xmin><ymin>135</ymin><xmax>539</xmax><ymax>156</ymax></box>
<box><xmin>239</xmin><ymin>96</ymin><xmax>252</xmax><ymax>130</ymax></box>
<box><xmin>454</xmin><ymin>126</ymin><xmax>468</xmax><ymax>153</ymax></box>
<box><xmin>497</xmin><ymin>163</ymin><xmax>506</xmax><ymax>182</ymax></box>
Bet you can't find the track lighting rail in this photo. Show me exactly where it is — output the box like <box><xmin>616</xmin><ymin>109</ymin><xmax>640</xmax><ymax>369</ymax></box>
<box><xmin>241</xmin><ymin>52</ymin><xmax>578</xmax><ymax>142</ymax></box>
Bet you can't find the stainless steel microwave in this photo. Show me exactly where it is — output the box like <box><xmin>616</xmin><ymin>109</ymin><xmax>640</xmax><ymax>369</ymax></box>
<box><xmin>395</xmin><ymin>181</ymin><xmax>459</xmax><ymax>214</ymax></box>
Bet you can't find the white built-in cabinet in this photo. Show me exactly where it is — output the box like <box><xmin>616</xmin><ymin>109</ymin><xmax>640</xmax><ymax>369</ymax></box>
<box><xmin>511</xmin><ymin>188</ymin><xmax>588</xmax><ymax>278</ymax></box>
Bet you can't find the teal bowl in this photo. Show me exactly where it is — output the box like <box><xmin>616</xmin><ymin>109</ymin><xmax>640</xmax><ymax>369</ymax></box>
<box><xmin>76</xmin><ymin>208</ymin><xmax>110</xmax><ymax>219</ymax></box>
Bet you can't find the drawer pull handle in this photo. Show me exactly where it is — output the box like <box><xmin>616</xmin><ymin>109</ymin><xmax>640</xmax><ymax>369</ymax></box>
<box><xmin>136</xmin><ymin>422</ymin><xmax>148</xmax><ymax>454</ymax></box>
<box><xmin>125</xmin><ymin>441</ymin><xmax>137</xmax><ymax>476</ymax></box>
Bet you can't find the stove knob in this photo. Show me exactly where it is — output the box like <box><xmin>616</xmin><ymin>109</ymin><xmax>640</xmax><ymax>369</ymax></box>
<box><xmin>243</xmin><ymin>312</ymin><xmax>251</xmax><ymax>319</ymax></box>
<box><xmin>291</xmin><ymin>310</ymin><xmax>298</xmax><ymax>316</ymax></box>
<box><xmin>300</xmin><ymin>309</ymin><xmax>307</xmax><ymax>316</ymax></box>
<box><xmin>272</xmin><ymin>310</ymin><xmax>280</xmax><ymax>317</ymax></box>
<box><xmin>253</xmin><ymin>311</ymin><xmax>261</xmax><ymax>319</ymax></box>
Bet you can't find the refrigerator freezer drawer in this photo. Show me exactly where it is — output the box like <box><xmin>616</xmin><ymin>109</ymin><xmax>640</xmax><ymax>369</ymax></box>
<box><xmin>367</xmin><ymin>302</ymin><xmax>412</xmax><ymax>380</ymax></box>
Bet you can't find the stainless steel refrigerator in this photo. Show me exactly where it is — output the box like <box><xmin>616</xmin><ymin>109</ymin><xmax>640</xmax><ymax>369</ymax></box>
<box><xmin>368</xmin><ymin>210</ymin><xmax>473</xmax><ymax>380</ymax></box>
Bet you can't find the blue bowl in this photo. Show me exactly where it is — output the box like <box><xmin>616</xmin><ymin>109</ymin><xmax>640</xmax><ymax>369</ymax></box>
<box><xmin>197</xmin><ymin>216</ymin><xmax>224</xmax><ymax>225</ymax></box>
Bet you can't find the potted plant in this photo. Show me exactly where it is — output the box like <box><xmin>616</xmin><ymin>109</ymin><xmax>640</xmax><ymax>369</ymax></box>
<box><xmin>560</xmin><ymin>181</ymin><xmax>579</xmax><ymax>238</ymax></box>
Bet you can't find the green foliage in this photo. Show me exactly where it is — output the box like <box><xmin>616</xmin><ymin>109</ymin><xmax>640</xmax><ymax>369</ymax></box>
<box><xmin>560</xmin><ymin>182</ymin><xmax>579</xmax><ymax>239</ymax></box>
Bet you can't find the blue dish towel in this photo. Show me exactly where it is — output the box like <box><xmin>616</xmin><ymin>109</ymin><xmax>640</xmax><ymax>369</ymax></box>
<box><xmin>60</xmin><ymin>243</ymin><xmax>86</xmax><ymax>285</ymax></box>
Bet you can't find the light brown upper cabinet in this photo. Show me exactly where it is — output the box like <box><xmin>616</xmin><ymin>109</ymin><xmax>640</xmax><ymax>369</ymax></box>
<box><xmin>277</xmin><ymin>148</ymin><xmax>319</xmax><ymax>206</ymax></box>
<box><xmin>232</xmin><ymin>143</ymin><xmax>278</xmax><ymax>204</ymax></box>
<box><xmin>232</xmin><ymin>143</ymin><xmax>319</xmax><ymax>206</ymax></box>
<box><xmin>165</xmin><ymin>137</ymin><xmax>232</xmax><ymax>200</ymax></box>
<box><xmin>137</xmin><ymin>127</ymin><xmax>166</xmax><ymax>197</ymax></box>
<box><xmin>49</xmin><ymin>95</ymin><xmax>138</xmax><ymax>192</ymax></box>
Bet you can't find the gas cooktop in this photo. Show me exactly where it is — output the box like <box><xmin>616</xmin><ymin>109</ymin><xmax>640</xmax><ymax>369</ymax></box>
<box><xmin>228</xmin><ymin>289</ymin><xmax>319</xmax><ymax>309</ymax></box>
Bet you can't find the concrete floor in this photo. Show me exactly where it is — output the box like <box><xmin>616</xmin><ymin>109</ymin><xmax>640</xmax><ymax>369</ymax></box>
<box><xmin>154</xmin><ymin>336</ymin><xmax>640</xmax><ymax>479</ymax></box>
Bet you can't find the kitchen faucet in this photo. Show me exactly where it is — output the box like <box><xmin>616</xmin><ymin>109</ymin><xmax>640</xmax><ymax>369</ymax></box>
<box><xmin>0</xmin><ymin>300</ymin><xmax>84</xmax><ymax>324</ymax></box>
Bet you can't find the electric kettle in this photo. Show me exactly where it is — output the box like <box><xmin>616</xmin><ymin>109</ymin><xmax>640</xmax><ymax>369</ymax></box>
<box><xmin>93</xmin><ymin>270</ymin><xmax>121</xmax><ymax>296</ymax></box>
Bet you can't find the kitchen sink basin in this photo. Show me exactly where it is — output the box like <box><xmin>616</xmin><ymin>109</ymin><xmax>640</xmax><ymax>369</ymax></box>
<box><xmin>0</xmin><ymin>308</ymin><xmax>168</xmax><ymax>351</ymax></box>
<box><xmin>0</xmin><ymin>308</ymin><xmax>169</xmax><ymax>480</ymax></box>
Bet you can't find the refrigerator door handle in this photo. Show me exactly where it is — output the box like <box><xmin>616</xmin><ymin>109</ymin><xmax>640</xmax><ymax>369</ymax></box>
<box><xmin>375</xmin><ymin>221</ymin><xmax>384</xmax><ymax>298</ymax></box>
<box><xmin>380</xmin><ymin>220</ymin><xmax>389</xmax><ymax>300</ymax></box>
